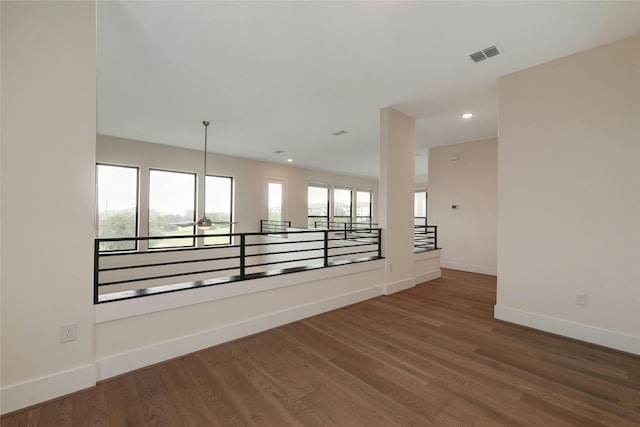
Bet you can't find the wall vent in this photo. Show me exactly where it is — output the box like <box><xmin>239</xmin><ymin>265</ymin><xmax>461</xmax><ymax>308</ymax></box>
<box><xmin>469</xmin><ymin>45</ymin><xmax>500</xmax><ymax>62</ymax></box>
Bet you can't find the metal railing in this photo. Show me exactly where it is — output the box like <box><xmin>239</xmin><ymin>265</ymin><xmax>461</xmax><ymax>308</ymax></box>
<box><xmin>414</xmin><ymin>225</ymin><xmax>438</xmax><ymax>252</ymax></box>
<box><xmin>260</xmin><ymin>219</ymin><xmax>291</xmax><ymax>234</ymax></box>
<box><xmin>95</xmin><ymin>227</ymin><xmax>382</xmax><ymax>304</ymax></box>
<box><xmin>313</xmin><ymin>220</ymin><xmax>378</xmax><ymax>229</ymax></box>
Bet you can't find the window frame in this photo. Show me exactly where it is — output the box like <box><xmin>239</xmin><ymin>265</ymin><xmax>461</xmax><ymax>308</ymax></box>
<box><xmin>355</xmin><ymin>189</ymin><xmax>373</xmax><ymax>226</ymax></box>
<box><xmin>96</xmin><ymin>163</ymin><xmax>140</xmax><ymax>252</ymax></box>
<box><xmin>265</xmin><ymin>178</ymin><xmax>287</xmax><ymax>223</ymax></box>
<box><xmin>332</xmin><ymin>187</ymin><xmax>353</xmax><ymax>224</ymax></box>
<box><xmin>307</xmin><ymin>184</ymin><xmax>330</xmax><ymax>228</ymax></box>
<box><xmin>414</xmin><ymin>189</ymin><xmax>428</xmax><ymax>226</ymax></box>
<box><xmin>203</xmin><ymin>174</ymin><xmax>234</xmax><ymax>246</ymax></box>
<box><xmin>148</xmin><ymin>168</ymin><xmax>197</xmax><ymax>249</ymax></box>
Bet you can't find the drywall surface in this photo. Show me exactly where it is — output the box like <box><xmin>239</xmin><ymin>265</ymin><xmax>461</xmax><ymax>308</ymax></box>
<box><xmin>1</xmin><ymin>1</ymin><xmax>97</xmax><ymax>413</ymax></box>
<box><xmin>428</xmin><ymin>138</ymin><xmax>497</xmax><ymax>275</ymax></box>
<box><xmin>379</xmin><ymin>108</ymin><xmax>416</xmax><ymax>293</ymax></box>
<box><xmin>497</xmin><ymin>35</ymin><xmax>640</xmax><ymax>354</ymax></box>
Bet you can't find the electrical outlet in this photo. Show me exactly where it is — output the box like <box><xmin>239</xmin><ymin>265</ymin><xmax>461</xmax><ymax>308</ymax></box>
<box><xmin>60</xmin><ymin>323</ymin><xmax>77</xmax><ymax>343</ymax></box>
<box><xmin>389</xmin><ymin>263</ymin><xmax>393</xmax><ymax>273</ymax></box>
<box><xmin>575</xmin><ymin>292</ymin><xmax>587</xmax><ymax>306</ymax></box>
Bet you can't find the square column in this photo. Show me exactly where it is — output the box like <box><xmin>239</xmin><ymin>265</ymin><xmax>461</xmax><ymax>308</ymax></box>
<box><xmin>379</xmin><ymin>107</ymin><xmax>416</xmax><ymax>294</ymax></box>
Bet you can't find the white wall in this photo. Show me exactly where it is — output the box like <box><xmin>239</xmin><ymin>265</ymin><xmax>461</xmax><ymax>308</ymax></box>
<box><xmin>379</xmin><ymin>108</ymin><xmax>417</xmax><ymax>293</ymax></box>
<box><xmin>496</xmin><ymin>35</ymin><xmax>640</xmax><ymax>354</ymax></box>
<box><xmin>427</xmin><ymin>138</ymin><xmax>498</xmax><ymax>275</ymax></box>
<box><xmin>98</xmin><ymin>135</ymin><xmax>378</xmax><ymax>233</ymax></box>
<box><xmin>0</xmin><ymin>3</ymin><xmax>441</xmax><ymax>413</ymax></box>
<box><xmin>1</xmin><ymin>1</ymin><xmax>97</xmax><ymax>413</ymax></box>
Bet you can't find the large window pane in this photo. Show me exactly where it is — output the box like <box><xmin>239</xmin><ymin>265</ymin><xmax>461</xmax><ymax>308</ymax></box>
<box><xmin>414</xmin><ymin>191</ymin><xmax>427</xmax><ymax>225</ymax></box>
<box><xmin>267</xmin><ymin>181</ymin><xmax>284</xmax><ymax>222</ymax></box>
<box><xmin>204</xmin><ymin>175</ymin><xmax>233</xmax><ymax>245</ymax></box>
<box><xmin>308</xmin><ymin>186</ymin><xmax>329</xmax><ymax>228</ymax></box>
<box><xmin>96</xmin><ymin>164</ymin><xmax>138</xmax><ymax>251</ymax></box>
<box><xmin>149</xmin><ymin>169</ymin><xmax>196</xmax><ymax>248</ymax></box>
<box><xmin>333</xmin><ymin>188</ymin><xmax>352</xmax><ymax>224</ymax></box>
<box><xmin>356</xmin><ymin>191</ymin><xmax>372</xmax><ymax>225</ymax></box>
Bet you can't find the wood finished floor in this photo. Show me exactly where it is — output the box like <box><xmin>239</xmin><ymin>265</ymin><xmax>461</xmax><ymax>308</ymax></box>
<box><xmin>3</xmin><ymin>269</ymin><xmax>640</xmax><ymax>426</ymax></box>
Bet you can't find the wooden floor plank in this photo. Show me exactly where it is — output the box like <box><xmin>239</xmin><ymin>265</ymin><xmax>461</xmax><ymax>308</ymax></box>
<box><xmin>2</xmin><ymin>269</ymin><xmax>639</xmax><ymax>426</ymax></box>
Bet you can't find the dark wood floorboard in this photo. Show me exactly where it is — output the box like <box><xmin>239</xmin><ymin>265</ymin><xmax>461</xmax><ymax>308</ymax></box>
<box><xmin>3</xmin><ymin>269</ymin><xmax>640</xmax><ymax>426</ymax></box>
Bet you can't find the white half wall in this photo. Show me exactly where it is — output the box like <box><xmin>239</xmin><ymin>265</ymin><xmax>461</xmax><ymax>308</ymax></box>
<box><xmin>496</xmin><ymin>35</ymin><xmax>640</xmax><ymax>354</ymax></box>
<box><xmin>428</xmin><ymin>138</ymin><xmax>497</xmax><ymax>276</ymax></box>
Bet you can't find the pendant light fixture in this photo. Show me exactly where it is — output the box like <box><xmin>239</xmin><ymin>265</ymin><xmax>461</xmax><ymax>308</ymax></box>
<box><xmin>196</xmin><ymin>120</ymin><xmax>213</xmax><ymax>230</ymax></box>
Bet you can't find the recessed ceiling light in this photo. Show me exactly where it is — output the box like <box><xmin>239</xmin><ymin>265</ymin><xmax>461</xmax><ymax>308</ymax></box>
<box><xmin>287</xmin><ymin>158</ymin><xmax>293</xmax><ymax>163</ymax></box>
<box><xmin>462</xmin><ymin>113</ymin><xmax>473</xmax><ymax>119</ymax></box>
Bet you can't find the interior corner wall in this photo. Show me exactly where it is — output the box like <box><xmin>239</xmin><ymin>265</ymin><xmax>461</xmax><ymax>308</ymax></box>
<box><xmin>427</xmin><ymin>138</ymin><xmax>497</xmax><ymax>275</ymax></box>
<box><xmin>1</xmin><ymin>1</ymin><xmax>97</xmax><ymax>413</ymax></box>
<box><xmin>496</xmin><ymin>35</ymin><xmax>640</xmax><ymax>355</ymax></box>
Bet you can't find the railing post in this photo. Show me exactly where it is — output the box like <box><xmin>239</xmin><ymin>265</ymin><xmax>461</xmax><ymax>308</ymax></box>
<box><xmin>324</xmin><ymin>230</ymin><xmax>329</xmax><ymax>267</ymax></box>
<box><xmin>378</xmin><ymin>229</ymin><xmax>382</xmax><ymax>258</ymax></box>
<box><xmin>433</xmin><ymin>226</ymin><xmax>438</xmax><ymax>249</ymax></box>
<box><xmin>240</xmin><ymin>234</ymin><xmax>246</xmax><ymax>279</ymax></box>
<box><xmin>344</xmin><ymin>222</ymin><xmax>348</xmax><ymax>239</ymax></box>
<box><xmin>94</xmin><ymin>239</ymin><xmax>100</xmax><ymax>304</ymax></box>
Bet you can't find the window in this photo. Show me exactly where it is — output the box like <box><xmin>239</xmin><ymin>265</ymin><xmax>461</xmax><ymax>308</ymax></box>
<box><xmin>149</xmin><ymin>169</ymin><xmax>196</xmax><ymax>248</ymax></box>
<box><xmin>204</xmin><ymin>175</ymin><xmax>233</xmax><ymax>245</ymax></box>
<box><xmin>414</xmin><ymin>190</ymin><xmax>427</xmax><ymax>226</ymax></box>
<box><xmin>266</xmin><ymin>180</ymin><xmax>285</xmax><ymax>222</ymax></box>
<box><xmin>333</xmin><ymin>188</ymin><xmax>352</xmax><ymax>224</ymax></box>
<box><xmin>96</xmin><ymin>164</ymin><xmax>138</xmax><ymax>251</ymax></box>
<box><xmin>308</xmin><ymin>185</ymin><xmax>329</xmax><ymax>228</ymax></box>
<box><xmin>355</xmin><ymin>191</ymin><xmax>372</xmax><ymax>225</ymax></box>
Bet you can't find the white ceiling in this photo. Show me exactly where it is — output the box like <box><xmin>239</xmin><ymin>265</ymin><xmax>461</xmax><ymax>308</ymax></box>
<box><xmin>98</xmin><ymin>1</ymin><xmax>640</xmax><ymax>179</ymax></box>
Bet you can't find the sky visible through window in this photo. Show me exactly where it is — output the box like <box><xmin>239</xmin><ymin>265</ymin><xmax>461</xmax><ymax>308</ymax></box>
<box><xmin>149</xmin><ymin>170</ymin><xmax>195</xmax><ymax>215</ymax></box>
<box><xmin>206</xmin><ymin>176</ymin><xmax>232</xmax><ymax>217</ymax></box>
<box><xmin>97</xmin><ymin>165</ymin><xmax>137</xmax><ymax>213</ymax></box>
<box><xmin>268</xmin><ymin>182</ymin><xmax>283</xmax><ymax>221</ymax></box>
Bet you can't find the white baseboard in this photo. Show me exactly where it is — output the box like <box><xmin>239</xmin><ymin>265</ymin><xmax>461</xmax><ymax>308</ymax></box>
<box><xmin>494</xmin><ymin>305</ymin><xmax>640</xmax><ymax>356</ymax></box>
<box><xmin>0</xmin><ymin>364</ymin><xmax>96</xmax><ymax>415</ymax></box>
<box><xmin>441</xmin><ymin>260</ymin><xmax>496</xmax><ymax>276</ymax></box>
<box><xmin>415</xmin><ymin>268</ymin><xmax>442</xmax><ymax>284</ymax></box>
<box><xmin>96</xmin><ymin>284</ymin><xmax>384</xmax><ymax>380</ymax></box>
<box><xmin>385</xmin><ymin>278</ymin><xmax>415</xmax><ymax>295</ymax></box>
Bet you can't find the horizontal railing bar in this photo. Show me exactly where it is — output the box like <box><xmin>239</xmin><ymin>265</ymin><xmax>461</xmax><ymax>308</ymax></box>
<box><xmin>328</xmin><ymin>249</ymin><xmax>379</xmax><ymax>258</ymax></box>
<box><xmin>245</xmin><ymin>238</ymin><xmax>326</xmax><ymax>248</ymax></box>
<box><xmin>326</xmin><ymin>242</ymin><xmax>378</xmax><ymax>250</ymax></box>
<box><xmin>246</xmin><ymin>255</ymin><xmax>325</xmax><ymax>269</ymax></box>
<box><xmin>98</xmin><ymin>265</ymin><xmax>240</xmax><ymax>287</ymax></box>
<box><xmin>98</xmin><ymin>254</ymin><xmax>242</xmax><ymax>272</ymax></box>
<box><xmin>98</xmin><ymin>228</ymin><xmax>382</xmax><ymax>244</ymax></box>
<box><xmin>243</xmin><ymin>246</ymin><xmax>323</xmax><ymax>259</ymax></box>
<box><xmin>100</xmin><ymin>243</ymin><xmax>242</xmax><ymax>257</ymax></box>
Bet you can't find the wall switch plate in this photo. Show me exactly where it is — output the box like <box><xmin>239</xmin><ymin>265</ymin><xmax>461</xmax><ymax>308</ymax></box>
<box><xmin>575</xmin><ymin>292</ymin><xmax>587</xmax><ymax>306</ymax></box>
<box><xmin>60</xmin><ymin>323</ymin><xmax>77</xmax><ymax>343</ymax></box>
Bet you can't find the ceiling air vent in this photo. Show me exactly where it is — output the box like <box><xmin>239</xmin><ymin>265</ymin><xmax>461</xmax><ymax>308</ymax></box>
<box><xmin>469</xmin><ymin>45</ymin><xmax>500</xmax><ymax>63</ymax></box>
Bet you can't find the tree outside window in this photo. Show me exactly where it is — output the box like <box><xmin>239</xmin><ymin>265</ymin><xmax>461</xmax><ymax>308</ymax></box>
<box><xmin>96</xmin><ymin>164</ymin><xmax>138</xmax><ymax>251</ymax></box>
